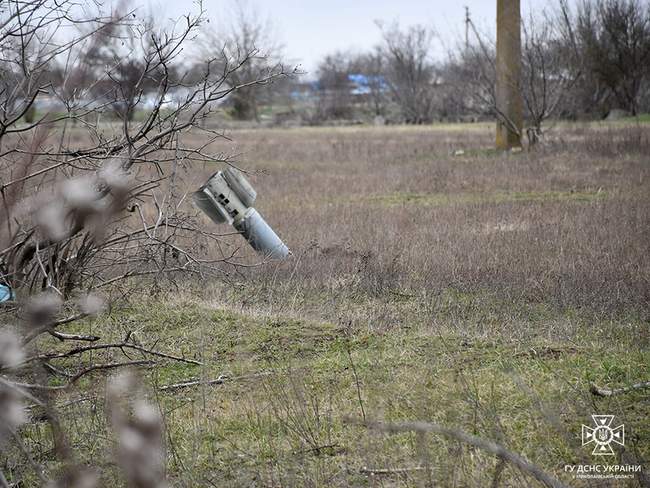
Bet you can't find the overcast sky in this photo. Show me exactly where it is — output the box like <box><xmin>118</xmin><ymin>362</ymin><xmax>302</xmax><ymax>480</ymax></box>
<box><xmin>143</xmin><ymin>0</ymin><xmax>561</xmax><ymax>75</ymax></box>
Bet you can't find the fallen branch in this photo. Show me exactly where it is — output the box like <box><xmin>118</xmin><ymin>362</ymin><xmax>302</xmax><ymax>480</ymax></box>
<box><xmin>48</xmin><ymin>330</ymin><xmax>101</xmax><ymax>342</ymax></box>
<box><xmin>356</xmin><ymin>420</ymin><xmax>569</xmax><ymax>488</ymax></box>
<box><xmin>590</xmin><ymin>381</ymin><xmax>650</xmax><ymax>397</ymax></box>
<box><xmin>360</xmin><ymin>466</ymin><xmax>426</xmax><ymax>476</ymax></box>
<box><xmin>159</xmin><ymin>371</ymin><xmax>272</xmax><ymax>392</ymax></box>
<box><xmin>160</xmin><ymin>375</ymin><xmax>229</xmax><ymax>391</ymax></box>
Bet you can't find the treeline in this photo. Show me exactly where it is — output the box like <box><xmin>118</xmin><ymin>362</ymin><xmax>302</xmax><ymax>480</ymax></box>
<box><xmin>6</xmin><ymin>1</ymin><xmax>287</xmax><ymax>124</ymax></box>
<box><xmin>302</xmin><ymin>0</ymin><xmax>650</xmax><ymax>128</ymax></box>
<box><xmin>14</xmin><ymin>0</ymin><xmax>650</xmax><ymax>129</ymax></box>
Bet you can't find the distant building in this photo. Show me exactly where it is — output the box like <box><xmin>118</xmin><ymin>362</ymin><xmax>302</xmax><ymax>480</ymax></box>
<box><xmin>347</xmin><ymin>74</ymin><xmax>388</xmax><ymax>96</ymax></box>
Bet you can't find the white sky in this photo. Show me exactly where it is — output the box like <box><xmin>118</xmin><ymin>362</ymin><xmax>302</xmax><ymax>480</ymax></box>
<box><xmin>140</xmin><ymin>0</ymin><xmax>564</xmax><ymax>75</ymax></box>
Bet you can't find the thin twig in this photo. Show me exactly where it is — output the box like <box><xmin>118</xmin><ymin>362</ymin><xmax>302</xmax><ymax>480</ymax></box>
<box><xmin>11</xmin><ymin>360</ymin><xmax>155</xmax><ymax>390</ymax></box>
<box><xmin>23</xmin><ymin>313</ymin><xmax>89</xmax><ymax>344</ymax></box>
<box><xmin>28</xmin><ymin>341</ymin><xmax>202</xmax><ymax>366</ymax></box>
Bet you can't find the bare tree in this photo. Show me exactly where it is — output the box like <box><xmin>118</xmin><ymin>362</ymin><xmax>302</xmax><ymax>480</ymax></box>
<box><xmin>520</xmin><ymin>5</ymin><xmax>583</xmax><ymax>143</ymax></box>
<box><xmin>311</xmin><ymin>50</ymin><xmax>389</xmax><ymax>123</ymax></box>
<box><xmin>82</xmin><ymin>4</ymin><xmax>164</xmax><ymax>122</ymax></box>
<box><xmin>350</xmin><ymin>50</ymin><xmax>390</xmax><ymax>118</ymax></box>
<box><xmin>313</xmin><ymin>51</ymin><xmax>356</xmax><ymax>121</ymax></box>
<box><xmin>0</xmin><ymin>0</ymin><xmax>287</xmax><ymax>484</ymax></box>
<box><xmin>575</xmin><ymin>0</ymin><xmax>650</xmax><ymax>116</ymax></box>
<box><xmin>377</xmin><ymin>22</ymin><xmax>439</xmax><ymax>124</ymax></box>
<box><xmin>444</xmin><ymin>40</ymin><xmax>496</xmax><ymax>120</ymax></box>
<box><xmin>449</xmin><ymin>4</ymin><xmax>583</xmax><ymax>145</ymax></box>
<box><xmin>200</xmin><ymin>2</ymin><xmax>284</xmax><ymax>121</ymax></box>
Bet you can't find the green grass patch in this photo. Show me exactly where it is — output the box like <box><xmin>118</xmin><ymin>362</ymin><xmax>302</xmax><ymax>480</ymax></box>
<box><xmin>15</xmin><ymin>293</ymin><xmax>648</xmax><ymax>487</ymax></box>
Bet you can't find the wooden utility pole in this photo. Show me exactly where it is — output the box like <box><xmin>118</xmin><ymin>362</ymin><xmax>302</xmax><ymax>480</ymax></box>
<box><xmin>495</xmin><ymin>0</ymin><xmax>522</xmax><ymax>149</ymax></box>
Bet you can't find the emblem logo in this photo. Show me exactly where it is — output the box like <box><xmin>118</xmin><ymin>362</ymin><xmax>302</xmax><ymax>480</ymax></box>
<box><xmin>582</xmin><ymin>415</ymin><xmax>624</xmax><ymax>456</ymax></box>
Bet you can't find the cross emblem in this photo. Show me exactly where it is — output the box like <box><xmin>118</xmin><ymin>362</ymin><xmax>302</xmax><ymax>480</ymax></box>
<box><xmin>582</xmin><ymin>415</ymin><xmax>624</xmax><ymax>456</ymax></box>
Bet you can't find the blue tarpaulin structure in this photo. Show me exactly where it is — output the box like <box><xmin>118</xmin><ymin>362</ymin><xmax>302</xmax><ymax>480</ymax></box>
<box><xmin>0</xmin><ymin>284</ymin><xmax>14</xmax><ymax>302</ymax></box>
<box><xmin>347</xmin><ymin>74</ymin><xmax>389</xmax><ymax>95</ymax></box>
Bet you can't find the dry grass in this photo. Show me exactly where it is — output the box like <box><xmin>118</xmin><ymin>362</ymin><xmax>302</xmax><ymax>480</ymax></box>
<box><xmin>8</xmin><ymin>121</ymin><xmax>650</xmax><ymax>487</ymax></box>
<box><xmin>186</xmin><ymin>122</ymin><xmax>649</xmax><ymax>319</ymax></box>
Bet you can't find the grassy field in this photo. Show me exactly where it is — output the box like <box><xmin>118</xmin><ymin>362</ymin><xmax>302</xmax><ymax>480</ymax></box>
<box><xmin>13</xmin><ymin>122</ymin><xmax>650</xmax><ymax>487</ymax></box>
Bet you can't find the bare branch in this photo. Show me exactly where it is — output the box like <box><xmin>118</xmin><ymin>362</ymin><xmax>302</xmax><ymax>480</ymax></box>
<box><xmin>357</xmin><ymin>420</ymin><xmax>569</xmax><ymax>488</ymax></box>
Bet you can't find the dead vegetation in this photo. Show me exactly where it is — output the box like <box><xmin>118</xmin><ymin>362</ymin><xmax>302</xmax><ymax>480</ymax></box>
<box><xmin>4</xmin><ymin>121</ymin><xmax>640</xmax><ymax>486</ymax></box>
<box><xmin>1</xmin><ymin>0</ymin><xmax>647</xmax><ymax>485</ymax></box>
<box><xmin>204</xmin><ymin>123</ymin><xmax>649</xmax><ymax>318</ymax></box>
<box><xmin>2</xmin><ymin>118</ymin><xmax>650</xmax><ymax>486</ymax></box>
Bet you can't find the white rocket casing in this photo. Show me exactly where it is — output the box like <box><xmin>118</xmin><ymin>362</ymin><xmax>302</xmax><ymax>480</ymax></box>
<box><xmin>193</xmin><ymin>169</ymin><xmax>289</xmax><ymax>259</ymax></box>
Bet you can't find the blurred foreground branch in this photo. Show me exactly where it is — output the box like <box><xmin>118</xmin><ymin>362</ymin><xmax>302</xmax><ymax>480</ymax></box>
<box><xmin>355</xmin><ymin>419</ymin><xmax>569</xmax><ymax>488</ymax></box>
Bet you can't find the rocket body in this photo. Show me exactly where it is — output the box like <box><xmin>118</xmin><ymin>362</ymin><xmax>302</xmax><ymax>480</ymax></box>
<box><xmin>193</xmin><ymin>169</ymin><xmax>289</xmax><ymax>259</ymax></box>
